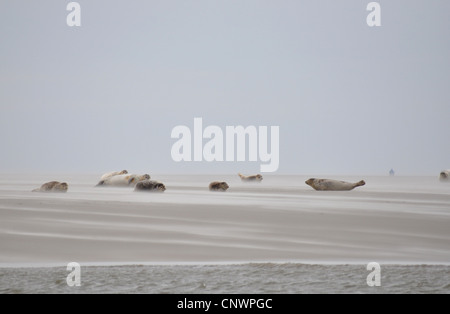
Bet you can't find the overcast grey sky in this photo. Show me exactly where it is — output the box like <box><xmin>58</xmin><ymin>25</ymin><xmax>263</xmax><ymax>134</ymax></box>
<box><xmin>0</xmin><ymin>0</ymin><xmax>449</xmax><ymax>175</ymax></box>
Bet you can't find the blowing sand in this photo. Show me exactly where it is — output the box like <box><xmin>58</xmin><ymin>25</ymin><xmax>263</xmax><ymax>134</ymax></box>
<box><xmin>0</xmin><ymin>174</ymin><xmax>449</xmax><ymax>266</ymax></box>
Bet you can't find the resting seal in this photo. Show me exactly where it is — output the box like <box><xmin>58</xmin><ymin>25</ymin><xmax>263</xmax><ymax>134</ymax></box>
<box><xmin>305</xmin><ymin>178</ymin><xmax>366</xmax><ymax>191</ymax></box>
<box><xmin>135</xmin><ymin>180</ymin><xmax>166</xmax><ymax>192</ymax></box>
<box><xmin>440</xmin><ymin>170</ymin><xmax>450</xmax><ymax>181</ymax></box>
<box><xmin>209</xmin><ymin>182</ymin><xmax>229</xmax><ymax>192</ymax></box>
<box><xmin>97</xmin><ymin>174</ymin><xmax>150</xmax><ymax>187</ymax></box>
<box><xmin>238</xmin><ymin>173</ymin><xmax>263</xmax><ymax>182</ymax></box>
<box><xmin>32</xmin><ymin>181</ymin><xmax>68</xmax><ymax>193</ymax></box>
<box><xmin>100</xmin><ymin>170</ymin><xmax>128</xmax><ymax>181</ymax></box>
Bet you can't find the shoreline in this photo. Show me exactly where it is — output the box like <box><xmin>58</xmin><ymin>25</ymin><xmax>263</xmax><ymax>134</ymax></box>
<box><xmin>1</xmin><ymin>261</ymin><xmax>450</xmax><ymax>269</ymax></box>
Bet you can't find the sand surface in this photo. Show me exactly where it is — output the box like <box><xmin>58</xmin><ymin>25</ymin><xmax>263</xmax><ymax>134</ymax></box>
<box><xmin>0</xmin><ymin>174</ymin><xmax>449</xmax><ymax>266</ymax></box>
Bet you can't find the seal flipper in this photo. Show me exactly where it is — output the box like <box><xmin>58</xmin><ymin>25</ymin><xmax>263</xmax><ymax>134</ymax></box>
<box><xmin>354</xmin><ymin>180</ymin><xmax>366</xmax><ymax>188</ymax></box>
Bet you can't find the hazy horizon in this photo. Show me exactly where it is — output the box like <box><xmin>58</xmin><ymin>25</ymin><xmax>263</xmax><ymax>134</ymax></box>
<box><xmin>1</xmin><ymin>1</ymin><xmax>449</xmax><ymax>176</ymax></box>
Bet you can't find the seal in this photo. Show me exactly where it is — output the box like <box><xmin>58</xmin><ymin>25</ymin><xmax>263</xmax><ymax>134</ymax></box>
<box><xmin>134</xmin><ymin>180</ymin><xmax>166</xmax><ymax>192</ymax></box>
<box><xmin>209</xmin><ymin>181</ymin><xmax>229</xmax><ymax>192</ymax></box>
<box><xmin>440</xmin><ymin>170</ymin><xmax>450</xmax><ymax>181</ymax></box>
<box><xmin>305</xmin><ymin>178</ymin><xmax>366</xmax><ymax>191</ymax></box>
<box><xmin>96</xmin><ymin>174</ymin><xmax>150</xmax><ymax>187</ymax></box>
<box><xmin>100</xmin><ymin>170</ymin><xmax>128</xmax><ymax>181</ymax></box>
<box><xmin>32</xmin><ymin>181</ymin><xmax>68</xmax><ymax>193</ymax></box>
<box><xmin>238</xmin><ymin>173</ymin><xmax>263</xmax><ymax>182</ymax></box>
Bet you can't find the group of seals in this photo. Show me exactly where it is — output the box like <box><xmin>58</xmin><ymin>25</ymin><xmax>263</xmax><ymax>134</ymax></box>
<box><xmin>440</xmin><ymin>170</ymin><xmax>450</xmax><ymax>182</ymax></box>
<box><xmin>31</xmin><ymin>170</ymin><xmax>161</xmax><ymax>194</ymax></box>
<box><xmin>29</xmin><ymin>167</ymin><xmax>450</xmax><ymax>196</ymax></box>
<box><xmin>32</xmin><ymin>181</ymin><xmax>68</xmax><ymax>193</ymax></box>
<box><xmin>209</xmin><ymin>173</ymin><xmax>263</xmax><ymax>192</ymax></box>
<box><xmin>31</xmin><ymin>171</ymin><xmax>371</xmax><ymax>195</ymax></box>
<box><xmin>305</xmin><ymin>178</ymin><xmax>366</xmax><ymax>191</ymax></box>
<box><xmin>96</xmin><ymin>171</ymin><xmax>167</xmax><ymax>193</ymax></box>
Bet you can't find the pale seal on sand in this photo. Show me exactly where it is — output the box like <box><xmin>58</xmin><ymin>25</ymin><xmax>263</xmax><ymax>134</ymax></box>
<box><xmin>209</xmin><ymin>182</ymin><xmax>229</xmax><ymax>192</ymax></box>
<box><xmin>32</xmin><ymin>181</ymin><xmax>68</xmax><ymax>193</ymax></box>
<box><xmin>96</xmin><ymin>174</ymin><xmax>150</xmax><ymax>187</ymax></box>
<box><xmin>305</xmin><ymin>178</ymin><xmax>366</xmax><ymax>191</ymax></box>
<box><xmin>135</xmin><ymin>180</ymin><xmax>166</xmax><ymax>192</ymax></box>
<box><xmin>440</xmin><ymin>170</ymin><xmax>450</xmax><ymax>181</ymax></box>
<box><xmin>238</xmin><ymin>173</ymin><xmax>263</xmax><ymax>182</ymax></box>
<box><xmin>100</xmin><ymin>170</ymin><xmax>128</xmax><ymax>181</ymax></box>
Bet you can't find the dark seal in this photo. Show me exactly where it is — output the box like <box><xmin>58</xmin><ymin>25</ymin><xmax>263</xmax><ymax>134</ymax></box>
<box><xmin>209</xmin><ymin>182</ymin><xmax>230</xmax><ymax>192</ymax></box>
<box><xmin>134</xmin><ymin>180</ymin><xmax>166</xmax><ymax>192</ymax></box>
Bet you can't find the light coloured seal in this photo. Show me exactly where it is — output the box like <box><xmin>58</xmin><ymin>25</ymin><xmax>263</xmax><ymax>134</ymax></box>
<box><xmin>32</xmin><ymin>181</ymin><xmax>68</xmax><ymax>193</ymax></box>
<box><xmin>135</xmin><ymin>180</ymin><xmax>166</xmax><ymax>192</ymax></box>
<box><xmin>238</xmin><ymin>173</ymin><xmax>263</xmax><ymax>182</ymax></box>
<box><xmin>209</xmin><ymin>182</ymin><xmax>230</xmax><ymax>192</ymax></box>
<box><xmin>305</xmin><ymin>178</ymin><xmax>366</xmax><ymax>191</ymax></box>
<box><xmin>100</xmin><ymin>170</ymin><xmax>128</xmax><ymax>181</ymax></box>
<box><xmin>96</xmin><ymin>174</ymin><xmax>150</xmax><ymax>187</ymax></box>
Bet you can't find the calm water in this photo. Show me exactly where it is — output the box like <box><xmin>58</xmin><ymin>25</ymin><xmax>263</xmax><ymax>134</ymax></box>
<box><xmin>1</xmin><ymin>264</ymin><xmax>449</xmax><ymax>294</ymax></box>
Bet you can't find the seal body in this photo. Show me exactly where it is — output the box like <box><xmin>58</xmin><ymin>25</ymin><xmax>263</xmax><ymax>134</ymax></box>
<box><xmin>209</xmin><ymin>182</ymin><xmax>229</xmax><ymax>192</ymax></box>
<box><xmin>238</xmin><ymin>173</ymin><xmax>263</xmax><ymax>182</ymax></box>
<box><xmin>305</xmin><ymin>178</ymin><xmax>366</xmax><ymax>191</ymax></box>
<box><xmin>440</xmin><ymin>170</ymin><xmax>450</xmax><ymax>181</ymax></box>
<box><xmin>97</xmin><ymin>174</ymin><xmax>150</xmax><ymax>187</ymax></box>
<box><xmin>135</xmin><ymin>180</ymin><xmax>166</xmax><ymax>192</ymax></box>
<box><xmin>33</xmin><ymin>181</ymin><xmax>68</xmax><ymax>193</ymax></box>
<box><xmin>100</xmin><ymin>170</ymin><xmax>128</xmax><ymax>181</ymax></box>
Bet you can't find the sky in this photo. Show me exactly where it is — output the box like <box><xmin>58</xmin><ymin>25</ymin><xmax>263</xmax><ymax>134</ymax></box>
<box><xmin>0</xmin><ymin>0</ymin><xmax>449</xmax><ymax>175</ymax></box>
